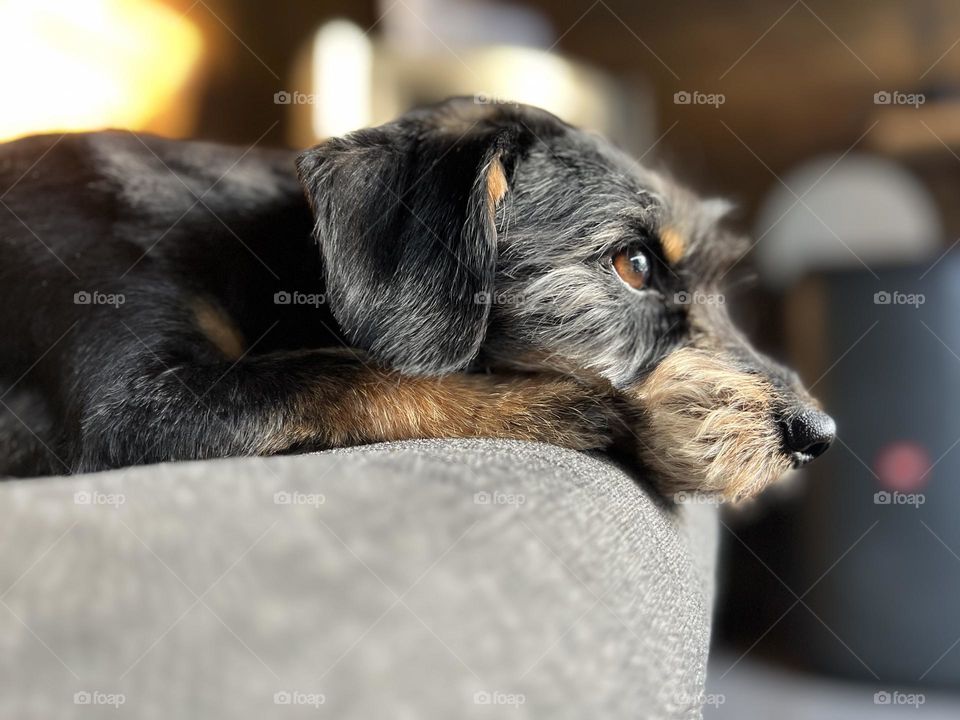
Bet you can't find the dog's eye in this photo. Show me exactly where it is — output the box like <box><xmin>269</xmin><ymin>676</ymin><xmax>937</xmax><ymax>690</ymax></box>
<box><xmin>613</xmin><ymin>246</ymin><xmax>651</xmax><ymax>290</ymax></box>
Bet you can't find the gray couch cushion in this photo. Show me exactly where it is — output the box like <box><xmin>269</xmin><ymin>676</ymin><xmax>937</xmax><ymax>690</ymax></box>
<box><xmin>0</xmin><ymin>439</ymin><xmax>717</xmax><ymax>719</ymax></box>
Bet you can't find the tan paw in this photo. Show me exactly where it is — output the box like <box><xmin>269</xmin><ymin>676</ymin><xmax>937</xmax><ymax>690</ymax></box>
<box><xmin>507</xmin><ymin>378</ymin><xmax>637</xmax><ymax>452</ymax></box>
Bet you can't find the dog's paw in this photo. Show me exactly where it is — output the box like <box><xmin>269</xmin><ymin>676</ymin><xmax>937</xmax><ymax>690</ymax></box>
<box><xmin>516</xmin><ymin>378</ymin><xmax>636</xmax><ymax>452</ymax></box>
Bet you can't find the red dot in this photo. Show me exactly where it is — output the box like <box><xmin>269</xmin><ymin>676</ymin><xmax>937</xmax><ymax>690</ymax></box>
<box><xmin>874</xmin><ymin>442</ymin><xmax>931</xmax><ymax>492</ymax></box>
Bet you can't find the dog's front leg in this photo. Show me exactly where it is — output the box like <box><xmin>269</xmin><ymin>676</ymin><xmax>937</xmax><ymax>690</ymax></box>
<box><xmin>73</xmin><ymin>350</ymin><xmax>627</xmax><ymax>472</ymax></box>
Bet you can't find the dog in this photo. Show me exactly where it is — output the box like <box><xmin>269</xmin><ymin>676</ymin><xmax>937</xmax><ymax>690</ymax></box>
<box><xmin>0</xmin><ymin>97</ymin><xmax>834</xmax><ymax>499</ymax></box>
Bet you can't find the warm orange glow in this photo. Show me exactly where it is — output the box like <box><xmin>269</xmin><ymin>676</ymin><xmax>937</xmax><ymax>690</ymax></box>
<box><xmin>0</xmin><ymin>0</ymin><xmax>203</xmax><ymax>141</ymax></box>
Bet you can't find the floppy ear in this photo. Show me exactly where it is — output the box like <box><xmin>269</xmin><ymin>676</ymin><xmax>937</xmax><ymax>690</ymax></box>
<box><xmin>296</xmin><ymin>113</ymin><xmax>512</xmax><ymax>374</ymax></box>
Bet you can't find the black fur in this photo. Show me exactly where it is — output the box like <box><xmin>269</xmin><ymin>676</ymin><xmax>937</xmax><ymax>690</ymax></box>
<box><xmin>296</xmin><ymin>113</ymin><xmax>508</xmax><ymax>373</ymax></box>
<box><xmin>0</xmin><ymin>131</ymin><xmax>333</xmax><ymax>473</ymax></box>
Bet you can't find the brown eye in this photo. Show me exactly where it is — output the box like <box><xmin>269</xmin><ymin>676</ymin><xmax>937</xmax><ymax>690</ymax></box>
<box><xmin>613</xmin><ymin>246</ymin><xmax>651</xmax><ymax>290</ymax></box>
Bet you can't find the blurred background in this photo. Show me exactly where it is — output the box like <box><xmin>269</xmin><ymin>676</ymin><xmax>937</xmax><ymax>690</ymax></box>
<box><xmin>3</xmin><ymin>0</ymin><xmax>960</xmax><ymax>715</ymax></box>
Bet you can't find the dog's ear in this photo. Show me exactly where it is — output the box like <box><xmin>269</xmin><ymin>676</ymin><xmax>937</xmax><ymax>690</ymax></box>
<box><xmin>296</xmin><ymin>105</ymin><xmax>514</xmax><ymax>374</ymax></box>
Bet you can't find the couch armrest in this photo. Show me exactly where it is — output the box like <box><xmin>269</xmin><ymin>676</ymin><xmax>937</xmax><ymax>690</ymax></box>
<box><xmin>0</xmin><ymin>439</ymin><xmax>717</xmax><ymax>719</ymax></box>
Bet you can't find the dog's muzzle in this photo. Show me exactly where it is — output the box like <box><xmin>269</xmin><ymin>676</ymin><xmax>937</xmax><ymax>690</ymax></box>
<box><xmin>627</xmin><ymin>346</ymin><xmax>836</xmax><ymax>500</ymax></box>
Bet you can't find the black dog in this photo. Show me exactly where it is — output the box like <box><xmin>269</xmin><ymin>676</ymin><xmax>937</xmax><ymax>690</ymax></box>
<box><xmin>0</xmin><ymin>98</ymin><xmax>833</xmax><ymax>498</ymax></box>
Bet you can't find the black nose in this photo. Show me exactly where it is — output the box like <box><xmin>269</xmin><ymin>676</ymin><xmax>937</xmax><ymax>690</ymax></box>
<box><xmin>780</xmin><ymin>408</ymin><xmax>836</xmax><ymax>464</ymax></box>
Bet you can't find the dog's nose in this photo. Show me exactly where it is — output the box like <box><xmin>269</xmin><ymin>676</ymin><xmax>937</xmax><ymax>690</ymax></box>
<box><xmin>780</xmin><ymin>408</ymin><xmax>836</xmax><ymax>464</ymax></box>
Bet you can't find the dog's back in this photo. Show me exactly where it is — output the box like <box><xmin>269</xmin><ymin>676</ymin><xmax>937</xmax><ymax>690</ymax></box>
<box><xmin>0</xmin><ymin>132</ymin><xmax>328</xmax><ymax>369</ymax></box>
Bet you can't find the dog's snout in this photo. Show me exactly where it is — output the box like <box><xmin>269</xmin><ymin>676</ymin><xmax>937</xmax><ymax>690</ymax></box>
<box><xmin>779</xmin><ymin>407</ymin><xmax>836</xmax><ymax>465</ymax></box>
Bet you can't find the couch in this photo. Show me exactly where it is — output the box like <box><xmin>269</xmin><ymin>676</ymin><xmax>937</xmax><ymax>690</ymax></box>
<box><xmin>0</xmin><ymin>439</ymin><xmax>717</xmax><ymax>719</ymax></box>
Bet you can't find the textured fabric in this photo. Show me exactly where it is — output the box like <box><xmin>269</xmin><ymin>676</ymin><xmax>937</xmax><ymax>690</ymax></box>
<box><xmin>0</xmin><ymin>439</ymin><xmax>717</xmax><ymax>719</ymax></box>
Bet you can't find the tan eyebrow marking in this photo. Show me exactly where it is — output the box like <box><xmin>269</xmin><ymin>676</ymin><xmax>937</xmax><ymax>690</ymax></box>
<box><xmin>486</xmin><ymin>154</ymin><xmax>508</xmax><ymax>213</ymax></box>
<box><xmin>660</xmin><ymin>226</ymin><xmax>686</xmax><ymax>264</ymax></box>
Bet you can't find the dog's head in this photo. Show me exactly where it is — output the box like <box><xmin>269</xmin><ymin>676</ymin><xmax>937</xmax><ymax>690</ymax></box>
<box><xmin>296</xmin><ymin>97</ymin><xmax>835</xmax><ymax>499</ymax></box>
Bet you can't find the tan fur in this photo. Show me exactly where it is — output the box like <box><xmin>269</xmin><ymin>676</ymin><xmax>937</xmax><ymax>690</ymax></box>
<box><xmin>486</xmin><ymin>154</ymin><xmax>508</xmax><ymax>213</ymax></box>
<box><xmin>192</xmin><ymin>298</ymin><xmax>245</xmax><ymax>360</ymax></box>
<box><xmin>627</xmin><ymin>348</ymin><xmax>792</xmax><ymax>501</ymax></box>
<box><xmin>659</xmin><ymin>226</ymin><xmax>686</xmax><ymax>264</ymax></box>
<box><xmin>331</xmin><ymin>372</ymin><xmax>614</xmax><ymax>448</ymax></box>
<box><xmin>260</xmin><ymin>361</ymin><xmax>617</xmax><ymax>455</ymax></box>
